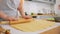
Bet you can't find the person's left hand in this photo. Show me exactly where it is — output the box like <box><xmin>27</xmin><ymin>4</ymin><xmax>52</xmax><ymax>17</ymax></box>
<box><xmin>22</xmin><ymin>15</ymin><xmax>32</xmax><ymax>19</ymax></box>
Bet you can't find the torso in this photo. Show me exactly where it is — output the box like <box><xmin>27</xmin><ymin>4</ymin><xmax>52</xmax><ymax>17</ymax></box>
<box><xmin>0</xmin><ymin>0</ymin><xmax>20</xmax><ymax>18</ymax></box>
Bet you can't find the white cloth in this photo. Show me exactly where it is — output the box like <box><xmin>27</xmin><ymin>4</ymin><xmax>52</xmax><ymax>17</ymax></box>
<box><xmin>0</xmin><ymin>0</ymin><xmax>20</xmax><ymax>18</ymax></box>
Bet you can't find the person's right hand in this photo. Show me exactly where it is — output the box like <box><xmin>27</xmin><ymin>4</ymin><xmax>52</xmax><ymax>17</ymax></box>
<box><xmin>3</xmin><ymin>16</ymin><xmax>18</xmax><ymax>21</ymax></box>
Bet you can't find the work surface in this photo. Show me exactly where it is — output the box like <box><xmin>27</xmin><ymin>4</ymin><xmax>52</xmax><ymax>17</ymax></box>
<box><xmin>10</xmin><ymin>19</ymin><xmax>55</xmax><ymax>32</ymax></box>
<box><xmin>1</xmin><ymin>19</ymin><xmax>60</xmax><ymax>34</ymax></box>
<box><xmin>1</xmin><ymin>23</ymin><xmax>60</xmax><ymax>34</ymax></box>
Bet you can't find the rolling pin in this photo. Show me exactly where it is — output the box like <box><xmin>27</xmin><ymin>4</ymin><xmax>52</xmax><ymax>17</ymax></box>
<box><xmin>0</xmin><ymin>19</ymin><xmax>33</xmax><ymax>25</ymax></box>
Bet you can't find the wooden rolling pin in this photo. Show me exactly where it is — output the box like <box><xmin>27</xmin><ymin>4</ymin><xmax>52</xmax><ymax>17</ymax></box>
<box><xmin>0</xmin><ymin>18</ymin><xmax>33</xmax><ymax>25</ymax></box>
<box><xmin>0</xmin><ymin>21</ymin><xmax>9</xmax><ymax>25</ymax></box>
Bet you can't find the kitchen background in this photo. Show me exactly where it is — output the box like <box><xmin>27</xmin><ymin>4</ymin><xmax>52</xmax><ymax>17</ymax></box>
<box><xmin>20</xmin><ymin>0</ymin><xmax>60</xmax><ymax>15</ymax></box>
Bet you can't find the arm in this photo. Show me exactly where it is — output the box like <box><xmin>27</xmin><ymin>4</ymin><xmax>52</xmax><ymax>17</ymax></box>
<box><xmin>0</xmin><ymin>11</ymin><xmax>7</xmax><ymax>19</ymax></box>
<box><xmin>17</xmin><ymin>0</ymin><xmax>25</xmax><ymax>17</ymax></box>
<box><xmin>0</xmin><ymin>11</ymin><xmax>17</xmax><ymax>21</ymax></box>
<box><xmin>17</xmin><ymin>0</ymin><xmax>32</xmax><ymax>19</ymax></box>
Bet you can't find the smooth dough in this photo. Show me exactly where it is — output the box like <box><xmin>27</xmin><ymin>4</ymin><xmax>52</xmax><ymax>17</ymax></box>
<box><xmin>11</xmin><ymin>19</ymin><xmax>55</xmax><ymax>32</ymax></box>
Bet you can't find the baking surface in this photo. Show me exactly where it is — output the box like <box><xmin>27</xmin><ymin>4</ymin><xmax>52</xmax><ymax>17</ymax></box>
<box><xmin>11</xmin><ymin>19</ymin><xmax>55</xmax><ymax>32</ymax></box>
<box><xmin>1</xmin><ymin>23</ymin><xmax>59</xmax><ymax>34</ymax></box>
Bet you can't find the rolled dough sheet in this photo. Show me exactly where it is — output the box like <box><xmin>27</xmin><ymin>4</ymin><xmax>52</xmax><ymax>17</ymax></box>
<box><xmin>11</xmin><ymin>19</ymin><xmax>55</xmax><ymax>32</ymax></box>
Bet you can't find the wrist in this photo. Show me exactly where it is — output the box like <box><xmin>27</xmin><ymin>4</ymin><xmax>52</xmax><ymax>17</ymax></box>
<box><xmin>21</xmin><ymin>14</ymin><xmax>26</xmax><ymax>17</ymax></box>
<box><xmin>21</xmin><ymin>14</ymin><xmax>25</xmax><ymax>17</ymax></box>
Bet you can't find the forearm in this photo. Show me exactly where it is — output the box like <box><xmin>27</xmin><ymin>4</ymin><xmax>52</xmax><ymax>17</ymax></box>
<box><xmin>18</xmin><ymin>7</ymin><xmax>25</xmax><ymax>17</ymax></box>
<box><xmin>0</xmin><ymin>11</ymin><xmax>7</xmax><ymax>19</ymax></box>
<box><xmin>0</xmin><ymin>11</ymin><xmax>17</xmax><ymax>21</ymax></box>
<box><xmin>17</xmin><ymin>0</ymin><xmax>25</xmax><ymax>17</ymax></box>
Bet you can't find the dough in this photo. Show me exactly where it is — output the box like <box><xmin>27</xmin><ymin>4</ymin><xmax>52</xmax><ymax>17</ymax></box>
<box><xmin>11</xmin><ymin>19</ymin><xmax>55</xmax><ymax>32</ymax></box>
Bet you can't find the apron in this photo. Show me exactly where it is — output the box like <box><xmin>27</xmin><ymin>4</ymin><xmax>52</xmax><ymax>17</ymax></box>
<box><xmin>0</xmin><ymin>0</ymin><xmax>20</xmax><ymax>21</ymax></box>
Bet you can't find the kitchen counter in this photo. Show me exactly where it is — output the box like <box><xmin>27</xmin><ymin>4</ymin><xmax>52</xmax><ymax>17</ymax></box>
<box><xmin>1</xmin><ymin>22</ymin><xmax>60</xmax><ymax>34</ymax></box>
<box><xmin>31</xmin><ymin>14</ymin><xmax>56</xmax><ymax>16</ymax></box>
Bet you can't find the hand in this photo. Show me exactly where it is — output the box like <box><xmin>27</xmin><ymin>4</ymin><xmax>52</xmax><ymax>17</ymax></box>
<box><xmin>22</xmin><ymin>15</ymin><xmax>32</xmax><ymax>19</ymax></box>
<box><xmin>4</xmin><ymin>16</ymin><xmax>18</xmax><ymax>21</ymax></box>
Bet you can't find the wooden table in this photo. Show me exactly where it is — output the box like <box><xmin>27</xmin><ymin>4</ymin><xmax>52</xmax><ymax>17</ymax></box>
<box><xmin>41</xmin><ymin>26</ymin><xmax>60</xmax><ymax>34</ymax></box>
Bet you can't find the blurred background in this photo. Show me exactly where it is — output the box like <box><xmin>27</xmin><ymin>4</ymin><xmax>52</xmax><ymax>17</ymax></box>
<box><xmin>22</xmin><ymin>0</ymin><xmax>60</xmax><ymax>16</ymax></box>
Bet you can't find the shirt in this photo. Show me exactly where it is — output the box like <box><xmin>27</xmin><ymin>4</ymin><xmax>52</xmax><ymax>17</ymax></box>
<box><xmin>0</xmin><ymin>0</ymin><xmax>20</xmax><ymax>19</ymax></box>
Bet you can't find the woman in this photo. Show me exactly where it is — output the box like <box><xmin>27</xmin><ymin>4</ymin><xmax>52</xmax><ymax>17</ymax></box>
<box><xmin>0</xmin><ymin>0</ymin><xmax>31</xmax><ymax>21</ymax></box>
